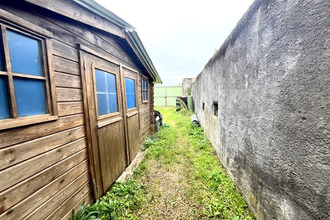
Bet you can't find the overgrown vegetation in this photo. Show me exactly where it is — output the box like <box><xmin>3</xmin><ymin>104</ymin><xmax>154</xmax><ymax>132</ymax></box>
<box><xmin>69</xmin><ymin>178</ymin><xmax>147</xmax><ymax>219</ymax></box>
<box><xmin>184</xmin><ymin>123</ymin><xmax>251</xmax><ymax>219</ymax></box>
<box><xmin>70</xmin><ymin>107</ymin><xmax>254</xmax><ymax>220</ymax></box>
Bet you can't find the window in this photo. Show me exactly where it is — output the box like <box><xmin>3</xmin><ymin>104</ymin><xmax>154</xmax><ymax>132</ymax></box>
<box><xmin>142</xmin><ymin>78</ymin><xmax>148</xmax><ymax>102</ymax></box>
<box><xmin>94</xmin><ymin>69</ymin><xmax>118</xmax><ymax>116</ymax></box>
<box><xmin>0</xmin><ymin>22</ymin><xmax>56</xmax><ymax>130</ymax></box>
<box><xmin>202</xmin><ymin>103</ymin><xmax>205</xmax><ymax>111</ymax></box>
<box><xmin>213</xmin><ymin>101</ymin><xmax>218</xmax><ymax>116</ymax></box>
<box><xmin>125</xmin><ymin>78</ymin><xmax>136</xmax><ymax>109</ymax></box>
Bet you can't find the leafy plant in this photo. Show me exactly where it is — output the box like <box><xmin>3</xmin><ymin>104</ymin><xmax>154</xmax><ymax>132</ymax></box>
<box><xmin>69</xmin><ymin>107</ymin><xmax>254</xmax><ymax>219</ymax></box>
<box><xmin>187</xmin><ymin>87</ymin><xmax>192</xmax><ymax>95</ymax></box>
<box><xmin>141</xmin><ymin>136</ymin><xmax>155</xmax><ymax>150</ymax></box>
<box><xmin>69</xmin><ymin>180</ymin><xmax>146</xmax><ymax>219</ymax></box>
<box><xmin>69</xmin><ymin>202</ymin><xmax>98</xmax><ymax>220</ymax></box>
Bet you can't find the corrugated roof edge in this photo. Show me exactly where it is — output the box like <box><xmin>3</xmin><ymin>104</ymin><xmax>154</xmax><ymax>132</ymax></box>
<box><xmin>73</xmin><ymin>0</ymin><xmax>162</xmax><ymax>84</ymax></box>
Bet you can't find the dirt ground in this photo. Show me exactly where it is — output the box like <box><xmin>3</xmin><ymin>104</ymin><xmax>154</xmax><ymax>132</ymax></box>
<box><xmin>138</xmin><ymin>160</ymin><xmax>199</xmax><ymax>219</ymax></box>
<box><xmin>134</xmin><ymin>127</ymin><xmax>204</xmax><ymax>219</ymax></box>
<box><xmin>128</xmin><ymin>108</ymin><xmax>254</xmax><ymax>219</ymax></box>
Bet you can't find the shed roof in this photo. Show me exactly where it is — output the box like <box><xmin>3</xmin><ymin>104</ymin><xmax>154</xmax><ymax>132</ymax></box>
<box><xmin>25</xmin><ymin>0</ymin><xmax>161</xmax><ymax>83</ymax></box>
<box><xmin>73</xmin><ymin>0</ymin><xmax>161</xmax><ymax>83</ymax></box>
<box><xmin>72</xmin><ymin>0</ymin><xmax>135</xmax><ymax>31</ymax></box>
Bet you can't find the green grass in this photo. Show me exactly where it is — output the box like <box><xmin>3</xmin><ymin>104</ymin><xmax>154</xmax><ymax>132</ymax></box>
<box><xmin>70</xmin><ymin>107</ymin><xmax>254</xmax><ymax>220</ymax></box>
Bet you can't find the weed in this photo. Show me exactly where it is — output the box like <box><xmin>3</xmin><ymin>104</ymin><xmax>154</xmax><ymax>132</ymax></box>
<box><xmin>69</xmin><ymin>202</ymin><xmax>98</xmax><ymax>220</ymax></box>
<box><xmin>70</xmin><ymin>180</ymin><xmax>146</xmax><ymax>220</ymax></box>
<box><xmin>141</xmin><ymin>136</ymin><xmax>157</xmax><ymax>151</ymax></box>
<box><xmin>70</xmin><ymin>107</ymin><xmax>254</xmax><ymax>219</ymax></box>
<box><xmin>182</xmin><ymin>117</ymin><xmax>254</xmax><ymax>219</ymax></box>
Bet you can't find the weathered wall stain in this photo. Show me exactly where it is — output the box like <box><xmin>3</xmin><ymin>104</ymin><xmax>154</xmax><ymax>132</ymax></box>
<box><xmin>192</xmin><ymin>0</ymin><xmax>329</xmax><ymax>219</ymax></box>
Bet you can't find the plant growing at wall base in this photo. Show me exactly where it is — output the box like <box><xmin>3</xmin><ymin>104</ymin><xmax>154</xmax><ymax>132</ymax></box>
<box><xmin>69</xmin><ymin>107</ymin><xmax>254</xmax><ymax>219</ymax></box>
<box><xmin>141</xmin><ymin>135</ymin><xmax>159</xmax><ymax>150</ymax></box>
<box><xmin>69</xmin><ymin>202</ymin><xmax>99</xmax><ymax>220</ymax></box>
<box><xmin>69</xmin><ymin>179</ymin><xmax>146</xmax><ymax>220</ymax></box>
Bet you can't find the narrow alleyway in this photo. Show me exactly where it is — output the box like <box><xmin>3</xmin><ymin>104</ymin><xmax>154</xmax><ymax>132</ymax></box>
<box><xmin>70</xmin><ymin>107</ymin><xmax>254</xmax><ymax>219</ymax></box>
<box><xmin>131</xmin><ymin>107</ymin><xmax>254</xmax><ymax>219</ymax></box>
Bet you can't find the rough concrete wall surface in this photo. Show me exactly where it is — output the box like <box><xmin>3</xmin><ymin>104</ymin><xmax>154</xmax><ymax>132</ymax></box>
<box><xmin>191</xmin><ymin>0</ymin><xmax>330</xmax><ymax>219</ymax></box>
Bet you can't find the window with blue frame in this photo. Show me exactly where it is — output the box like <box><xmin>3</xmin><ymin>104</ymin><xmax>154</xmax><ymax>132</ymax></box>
<box><xmin>125</xmin><ymin>78</ymin><xmax>136</xmax><ymax>109</ymax></box>
<box><xmin>0</xmin><ymin>23</ymin><xmax>55</xmax><ymax>129</ymax></box>
<box><xmin>94</xmin><ymin>69</ymin><xmax>118</xmax><ymax>116</ymax></box>
<box><xmin>142</xmin><ymin>78</ymin><xmax>148</xmax><ymax>102</ymax></box>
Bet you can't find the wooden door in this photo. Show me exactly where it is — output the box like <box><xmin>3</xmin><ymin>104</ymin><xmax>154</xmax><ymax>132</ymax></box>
<box><xmin>121</xmin><ymin>66</ymin><xmax>140</xmax><ymax>162</ymax></box>
<box><xmin>82</xmin><ymin>52</ymin><xmax>128</xmax><ymax>197</ymax></box>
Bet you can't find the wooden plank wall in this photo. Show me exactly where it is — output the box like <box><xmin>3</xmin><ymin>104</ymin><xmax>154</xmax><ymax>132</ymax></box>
<box><xmin>0</xmin><ymin>1</ymin><xmax>154</xmax><ymax>219</ymax></box>
<box><xmin>149</xmin><ymin>83</ymin><xmax>155</xmax><ymax>134</ymax></box>
<box><xmin>138</xmin><ymin>78</ymin><xmax>154</xmax><ymax>145</ymax></box>
<box><xmin>0</xmin><ymin>40</ymin><xmax>91</xmax><ymax>220</ymax></box>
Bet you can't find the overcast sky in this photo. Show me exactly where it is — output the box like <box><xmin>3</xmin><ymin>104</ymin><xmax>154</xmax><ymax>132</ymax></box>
<box><xmin>95</xmin><ymin>0</ymin><xmax>254</xmax><ymax>85</ymax></box>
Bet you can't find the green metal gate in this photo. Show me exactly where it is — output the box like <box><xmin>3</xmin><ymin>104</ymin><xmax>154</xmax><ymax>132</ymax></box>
<box><xmin>154</xmin><ymin>86</ymin><xmax>182</xmax><ymax>107</ymax></box>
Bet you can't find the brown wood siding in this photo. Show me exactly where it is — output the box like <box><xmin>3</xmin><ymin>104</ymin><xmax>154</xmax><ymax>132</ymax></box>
<box><xmin>0</xmin><ymin>1</ymin><xmax>155</xmax><ymax>219</ymax></box>
<box><xmin>149</xmin><ymin>83</ymin><xmax>155</xmax><ymax>134</ymax></box>
<box><xmin>138</xmin><ymin>75</ymin><xmax>153</xmax><ymax>145</ymax></box>
<box><xmin>98</xmin><ymin>121</ymin><xmax>127</xmax><ymax>190</ymax></box>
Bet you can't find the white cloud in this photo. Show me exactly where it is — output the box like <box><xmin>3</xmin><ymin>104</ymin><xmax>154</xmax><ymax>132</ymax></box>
<box><xmin>95</xmin><ymin>0</ymin><xmax>254</xmax><ymax>85</ymax></box>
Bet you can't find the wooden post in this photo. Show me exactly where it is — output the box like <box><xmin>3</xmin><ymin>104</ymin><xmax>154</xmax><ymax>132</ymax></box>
<box><xmin>165</xmin><ymin>87</ymin><xmax>167</xmax><ymax>107</ymax></box>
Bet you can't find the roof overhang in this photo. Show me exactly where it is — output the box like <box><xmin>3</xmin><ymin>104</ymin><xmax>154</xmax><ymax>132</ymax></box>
<box><xmin>72</xmin><ymin>0</ymin><xmax>134</xmax><ymax>31</ymax></box>
<box><xmin>72</xmin><ymin>0</ymin><xmax>162</xmax><ymax>83</ymax></box>
<box><xmin>24</xmin><ymin>0</ymin><xmax>162</xmax><ymax>83</ymax></box>
<box><xmin>125</xmin><ymin>31</ymin><xmax>162</xmax><ymax>83</ymax></box>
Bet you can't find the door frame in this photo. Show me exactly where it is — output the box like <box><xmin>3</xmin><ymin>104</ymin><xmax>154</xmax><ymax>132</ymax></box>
<box><xmin>79</xmin><ymin>44</ymin><xmax>141</xmax><ymax>199</ymax></box>
<box><xmin>120</xmin><ymin>65</ymin><xmax>140</xmax><ymax>162</ymax></box>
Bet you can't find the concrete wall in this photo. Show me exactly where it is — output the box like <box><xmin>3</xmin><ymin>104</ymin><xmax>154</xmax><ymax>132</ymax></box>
<box><xmin>182</xmin><ymin>78</ymin><xmax>195</xmax><ymax>96</ymax></box>
<box><xmin>191</xmin><ymin>0</ymin><xmax>329</xmax><ymax>219</ymax></box>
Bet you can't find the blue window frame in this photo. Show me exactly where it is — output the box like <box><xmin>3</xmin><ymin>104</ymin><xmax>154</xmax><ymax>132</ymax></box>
<box><xmin>125</xmin><ymin>78</ymin><xmax>136</xmax><ymax>109</ymax></box>
<box><xmin>95</xmin><ymin>69</ymin><xmax>118</xmax><ymax>116</ymax></box>
<box><xmin>0</xmin><ymin>34</ymin><xmax>5</xmax><ymax>71</ymax></box>
<box><xmin>142</xmin><ymin>78</ymin><xmax>148</xmax><ymax>101</ymax></box>
<box><xmin>0</xmin><ymin>23</ymin><xmax>56</xmax><ymax>130</ymax></box>
<box><xmin>0</xmin><ymin>76</ymin><xmax>11</xmax><ymax>119</ymax></box>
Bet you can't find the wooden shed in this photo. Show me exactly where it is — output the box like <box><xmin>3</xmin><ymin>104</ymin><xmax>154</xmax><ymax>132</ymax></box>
<box><xmin>0</xmin><ymin>0</ymin><xmax>161</xmax><ymax>219</ymax></box>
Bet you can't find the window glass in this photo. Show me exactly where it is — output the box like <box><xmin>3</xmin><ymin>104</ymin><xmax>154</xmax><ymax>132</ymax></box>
<box><xmin>0</xmin><ymin>52</ymin><xmax>4</xmax><ymax>71</ymax></box>
<box><xmin>142</xmin><ymin>79</ymin><xmax>148</xmax><ymax>101</ymax></box>
<box><xmin>95</xmin><ymin>69</ymin><xmax>106</xmax><ymax>93</ymax></box>
<box><xmin>0</xmin><ymin>76</ymin><xmax>11</xmax><ymax>119</ymax></box>
<box><xmin>96</xmin><ymin>93</ymin><xmax>108</xmax><ymax>116</ymax></box>
<box><xmin>14</xmin><ymin>78</ymin><xmax>47</xmax><ymax>117</ymax></box>
<box><xmin>7</xmin><ymin>30</ymin><xmax>43</xmax><ymax>76</ymax></box>
<box><xmin>125</xmin><ymin>78</ymin><xmax>136</xmax><ymax>109</ymax></box>
<box><xmin>107</xmin><ymin>73</ymin><xmax>117</xmax><ymax>113</ymax></box>
<box><xmin>95</xmin><ymin>69</ymin><xmax>118</xmax><ymax>115</ymax></box>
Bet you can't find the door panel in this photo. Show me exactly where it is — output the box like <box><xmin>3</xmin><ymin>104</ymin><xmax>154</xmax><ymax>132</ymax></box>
<box><xmin>127</xmin><ymin>110</ymin><xmax>139</xmax><ymax>160</ymax></box>
<box><xmin>122</xmin><ymin>67</ymin><xmax>140</xmax><ymax>162</ymax></box>
<box><xmin>97</xmin><ymin>120</ymin><xmax>126</xmax><ymax>188</ymax></box>
<box><xmin>83</xmin><ymin>52</ymin><xmax>127</xmax><ymax>195</ymax></box>
<box><xmin>82</xmin><ymin>49</ymin><xmax>142</xmax><ymax>198</ymax></box>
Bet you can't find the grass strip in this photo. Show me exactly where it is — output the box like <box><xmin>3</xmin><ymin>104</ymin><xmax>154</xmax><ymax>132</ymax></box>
<box><xmin>69</xmin><ymin>107</ymin><xmax>254</xmax><ymax>220</ymax></box>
